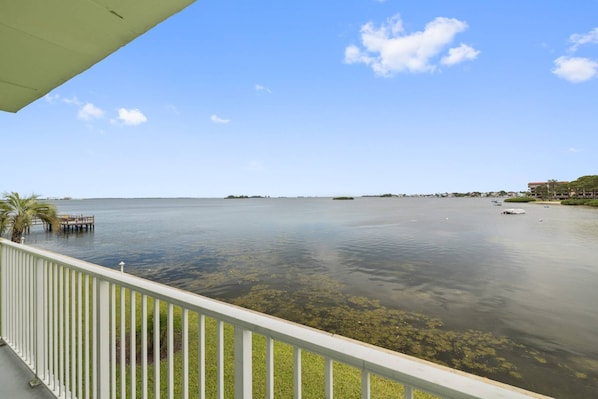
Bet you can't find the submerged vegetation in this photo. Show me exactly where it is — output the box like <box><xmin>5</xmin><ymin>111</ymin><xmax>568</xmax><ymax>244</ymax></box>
<box><xmin>232</xmin><ymin>281</ymin><xmax>527</xmax><ymax>382</ymax></box>
<box><xmin>142</xmin><ymin>264</ymin><xmax>597</xmax><ymax>398</ymax></box>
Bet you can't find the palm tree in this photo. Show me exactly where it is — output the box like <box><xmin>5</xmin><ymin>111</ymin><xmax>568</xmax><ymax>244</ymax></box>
<box><xmin>0</xmin><ymin>192</ymin><xmax>59</xmax><ymax>243</ymax></box>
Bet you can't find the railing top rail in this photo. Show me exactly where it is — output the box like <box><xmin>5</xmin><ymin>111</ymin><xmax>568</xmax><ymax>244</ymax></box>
<box><xmin>0</xmin><ymin>238</ymin><xmax>552</xmax><ymax>399</ymax></box>
<box><xmin>59</xmin><ymin>214</ymin><xmax>94</xmax><ymax>219</ymax></box>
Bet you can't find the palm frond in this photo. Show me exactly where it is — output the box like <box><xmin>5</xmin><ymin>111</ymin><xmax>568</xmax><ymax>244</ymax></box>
<box><xmin>1</xmin><ymin>192</ymin><xmax>59</xmax><ymax>242</ymax></box>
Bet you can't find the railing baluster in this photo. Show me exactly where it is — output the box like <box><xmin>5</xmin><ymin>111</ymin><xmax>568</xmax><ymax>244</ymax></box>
<box><xmin>142</xmin><ymin>294</ymin><xmax>148</xmax><ymax>399</ymax></box>
<box><xmin>20</xmin><ymin>254</ymin><xmax>26</xmax><ymax>361</ymax></box>
<box><xmin>11</xmin><ymin>250</ymin><xmax>16</xmax><ymax>350</ymax></box>
<box><xmin>92</xmin><ymin>277</ymin><xmax>98</xmax><ymax>399</ymax></box>
<box><xmin>22</xmin><ymin>254</ymin><xmax>26</xmax><ymax>361</ymax></box>
<box><xmin>9</xmin><ymin>251</ymin><xmax>14</xmax><ymax>346</ymax></box>
<box><xmin>198</xmin><ymin>314</ymin><xmax>205</xmax><ymax>399</ymax></box>
<box><xmin>25</xmin><ymin>253</ymin><xmax>29</xmax><ymax>356</ymax></box>
<box><xmin>59</xmin><ymin>265</ymin><xmax>65</xmax><ymax>395</ymax></box>
<box><xmin>111</xmin><ymin>284</ymin><xmax>116</xmax><ymax>399</ymax></box>
<box><xmin>96</xmin><ymin>278</ymin><xmax>110</xmax><ymax>399</ymax></box>
<box><xmin>84</xmin><ymin>274</ymin><xmax>90</xmax><ymax>399</ymax></box>
<box><xmin>24</xmin><ymin>255</ymin><xmax>29</xmax><ymax>360</ymax></box>
<box><xmin>6</xmin><ymin>249</ymin><xmax>11</xmax><ymax>342</ymax></box>
<box><xmin>31</xmin><ymin>256</ymin><xmax>37</xmax><ymax>366</ymax></box>
<box><xmin>168</xmin><ymin>303</ymin><xmax>174</xmax><ymax>399</ymax></box>
<box><xmin>130</xmin><ymin>290</ymin><xmax>137</xmax><ymax>399</ymax></box>
<box><xmin>17</xmin><ymin>251</ymin><xmax>23</xmax><ymax>354</ymax></box>
<box><xmin>17</xmin><ymin>251</ymin><xmax>21</xmax><ymax>350</ymax></box>
<box><xmin>21</xmin><ymin>252</ymin><xmax>25</xmax><ymax>352</ymax></box>
<box><xmin>234</xmin><ymin>326</ymin><xmax>252</xmax><ymax>399</ymax></box>
<box><xmin>154</xmin><ymin>298</ymin><xmax>160</xmax><ymax>398</ymax></box>
<box><xmin>65</xmin><ymin>268</ymin><xmax>70</xmax><ymax>397</ymax></box>
<box><xmin>217</xmin><ymin>320</ymin><xmax>224</xmax><ymax>399</ymax></box>
<box><xmin>325</xmin><ymin>357</ymin><xmax>333</xmax><ymax>399</ymax></box>
<box><xmin>120</xmin><ymin>286</ymin><xmax>126</xmax><ymax>399</ymax></box>
<box><xmin>44</xmin><ymin>261</ymin><xmax>50</xmax><ymax>386</ymax></box>
<box><xmin>10</xmin><ymin>250</ymin><xmax>14</xmax><ymax>348</ymax></box>
<box><xmin>24</xmin><ymin>254</ymin><xmax>30</xmax><ymax>362</ymax></box>
<box><xmin>0</xmin><ymin>243</ymin><xmax>6</xmax><ymax>342</ymax></box>
<box><xmin>361</xmin><ymin>370</ymin><xmax>370</xmax><ymax>399</ymax></box>
<box><xmin>30</xmin><ymin>255</ymin><xmax>35</xmax><ymax>364</ymax></box>
<box><xmin>266</xmin><ymin>336</ymin><xmax>274</xmax><ymax>399</ymax></box>
<box><xmin>51</xmin><ymin>263</ymin><xmax>58</xmax><ymax>390</ymax></box>
<box><xmin>9</xmin><ymin>250</ymin><xmax>15</xmax><ymax>347</ymax></box>
<box><xmin>404</xmin><ymin>384</ymin><xmax>414</xmax><ymax>399</ymax></box>
<box><xmin>78</xmin><ymin>273</ymin><xmax>83</xmax><ymax>399</ymax></box>
<box><xmin>71</xmin><ymin>269</ymin><xmax>76</xmax><ymax>398</ymax></box>
<box><xmin>35</xmin><ymin>258</ymin><xmax>46</xmax><ymax>381</ymax></box>
<box><xmin>182</xmin><ymin>308</ymin><xmax>189</xmax><ymax>399</ymax></box>
<box><xmin>28</xmin><ymin>255</ymin><xmax>33</xmax><ymax>364</ymax></box>
<box><xmin>294</xmin><ymin>346</ymin><xmax>302</xmax><ymax>399</ymax></box>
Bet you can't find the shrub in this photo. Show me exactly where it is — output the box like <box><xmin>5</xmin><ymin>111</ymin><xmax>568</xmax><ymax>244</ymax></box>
<box><xmin>504</xmin><ymin>197</ymin><xmax>536</xmax><ymax>203</ymax></box>
<box><xmin>561</xmin><ymin>199</ymin><xmax>589</xmax><ymax>205</ymax></box>
<box><xmin>561</xmin><ymin>199</ymin><xmax>598</xmax><ymax>207</ymax></box>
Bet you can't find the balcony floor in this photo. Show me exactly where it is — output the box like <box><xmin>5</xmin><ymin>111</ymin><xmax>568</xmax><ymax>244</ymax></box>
<box><xmin>0</xmin><ymin>343</ymin><xmax>55</xmax><ymax>399</ymax></box>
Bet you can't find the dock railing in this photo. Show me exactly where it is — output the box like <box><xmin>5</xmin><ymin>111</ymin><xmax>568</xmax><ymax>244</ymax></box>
<box><xmin>0</xmin><ymin>238</ymin><xmax>552</xmax><ymax>399</ymax></box>
<box><xmin>29</xmin><ymin>215</ymin><xmax>95</xmax><ymax>232</ymax></box>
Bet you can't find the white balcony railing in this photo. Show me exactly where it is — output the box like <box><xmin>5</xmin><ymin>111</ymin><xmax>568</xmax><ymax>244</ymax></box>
<box><xmin>0</xmin><ymin>238</ymin><xmax>552</xmax><ymax>399</ymax></box>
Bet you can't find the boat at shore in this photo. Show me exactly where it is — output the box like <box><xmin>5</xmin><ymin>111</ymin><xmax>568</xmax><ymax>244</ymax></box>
<box><xmin>502</xmin><ymin>208</ymin><xmax>526</xmax><ymax>214</ymax></box>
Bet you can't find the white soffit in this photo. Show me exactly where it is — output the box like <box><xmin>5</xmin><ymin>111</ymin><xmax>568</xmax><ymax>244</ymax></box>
<box><xmin>0</xmin><ymin>0</ymin><xmax>195</xmax><ymax>113</ymax></box>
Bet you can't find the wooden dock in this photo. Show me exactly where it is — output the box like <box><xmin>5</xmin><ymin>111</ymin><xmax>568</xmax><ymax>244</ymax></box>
<box><xmin>30</xmin><ymin>215</ymin><xmax>95</xmax><ymax>232</ymax></box>
<box><xmin>57</xmin><ymin>215</ymin><xmax>95</xmax><ymax>232</ymax></box>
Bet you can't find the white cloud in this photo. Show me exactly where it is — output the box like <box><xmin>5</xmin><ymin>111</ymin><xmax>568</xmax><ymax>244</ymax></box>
<box><xmin>78</xmin><ymin>103</ymin><xmax>105</xmax><ymax>120</ymax></box>
<box><xmin>569</xmin><ymin>27</ymin><xmax>598</xmax><ymax>52</ymax></box>
<box><xmin>255</xmin><ymin>84</ymin><xmax>272</xmax><ymax>94</ymax></box>
<box><xmin>441</xmin><ymin>43</ymin><xmax>480</xmax><ymax>66</ymax></box>
<box><xmin>552</xmin><ymin>56</ymin><xmax>598</xmax><ymax>83</ymax></box>
<box><xmin>117</xmin><ymin>108</ymin><xmax>148</xmax><ymax>126</ymax></box>
<box><xmin>210</xmin><ymin>114</ymin><xmax>230</xmax><ymax>124</ymax></box>
<box><xmin>567</xmin><ymin>147</ymin><xmax>581</xmax><ymax>153</ymax></box>
<box><xmin>553</xmin><ymin>27</ymin><xmax>598</xmax><ymax>83</ymax></box>
<box><xmin>63</xmin><ymin>96</ymin><xmax>82</xmax><ymax>106</ymax></box>
<box><xmin>44</xmin><ymin>93</ymin><xmax>60</xmax><ymax>104</ymax></box>
<box><xmin>344</xmin><ymin>14</ymin><xmax>477</xmax><ymax>76</ymax></box>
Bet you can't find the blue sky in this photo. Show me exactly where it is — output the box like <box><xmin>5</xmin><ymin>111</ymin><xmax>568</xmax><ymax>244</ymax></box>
<box><xmin>2</xmin><ymin>0</ymin><xmax>597</xmax><ymax>198</ymax></box>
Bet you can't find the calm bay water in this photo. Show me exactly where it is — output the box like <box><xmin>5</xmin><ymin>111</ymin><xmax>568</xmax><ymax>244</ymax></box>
<box><xmin>26</xmin><ymin>197</ymin><xmax>598</xmax><ymax>397</ymax></box>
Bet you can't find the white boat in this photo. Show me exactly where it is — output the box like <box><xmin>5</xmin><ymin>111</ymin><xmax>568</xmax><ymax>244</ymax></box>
<box><xmin>502</xmin><ymin>208</ymin><xmax>526</xmax><ymax>214</ymax></box>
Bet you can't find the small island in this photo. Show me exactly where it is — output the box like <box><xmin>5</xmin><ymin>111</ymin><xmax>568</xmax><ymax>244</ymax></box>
<box><xmin>225</xmin><ymin>195</ymin><xmax>267</xmax><ymax>199</ymax></box>
<box><xmin>332</xmin><ymin>196</ymin><xmax>354</xmax><ymax>200</ymax></box>
<box><xmin>362</xmin><ymin>193</ymin><xmax>397</xmax><ymax>198</ymax></box>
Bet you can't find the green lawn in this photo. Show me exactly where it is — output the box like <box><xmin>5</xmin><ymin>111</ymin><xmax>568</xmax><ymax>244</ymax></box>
<box><xmin>114</xmin><ymin>291</ymin><xmax>438</xmax><ymax>398</ymax></box>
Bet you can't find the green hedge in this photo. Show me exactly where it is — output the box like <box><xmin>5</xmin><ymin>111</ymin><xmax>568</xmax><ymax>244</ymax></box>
<box><xmin>562</xmin><ymin>199</ymin><xmax>598</xmax><ymax>207</ymax></box>
<box><xmin>504</xmin><ymin>197</ymin><xmax>536</xmax><ymax>203</ymax></box>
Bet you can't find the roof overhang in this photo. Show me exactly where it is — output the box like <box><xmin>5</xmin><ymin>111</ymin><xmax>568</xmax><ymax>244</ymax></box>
<box><xmin>0</xmin><ymin>0</ymin><xmax>195</xmax><ymax>113</ymax></box>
